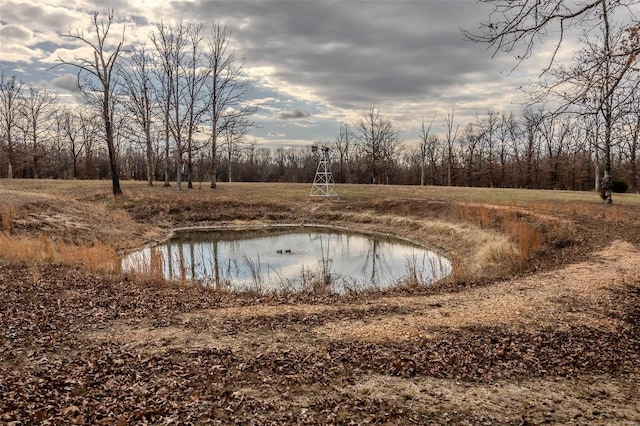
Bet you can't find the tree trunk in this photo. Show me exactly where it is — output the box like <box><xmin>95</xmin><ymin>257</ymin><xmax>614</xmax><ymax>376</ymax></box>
<box><xmin>163</xmin><ymin>116</ymin><xmax>171</xmax><ymax>187</ymax></box>
<box><xmin>187</xmin><ymin>138</ymin><xmax>193</xmax><ymax>189</ymax></box>
<box><xmin>145</xmin><ymin>124</ymin><xmax>153</xmax><ymax>187</ymax></box>
<box><xmin>210</xmin><ymin>130</ymin><xmax>218</xmax><ymax>188</ymax></box>
<box><xmin>103</xmin><ymin>101</ymin><xmax>122</xmax><ymax>196</ymax></box>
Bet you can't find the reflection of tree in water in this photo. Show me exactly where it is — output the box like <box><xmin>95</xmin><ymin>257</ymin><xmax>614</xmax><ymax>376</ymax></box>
<box><xmin>309</xmin><ymin>232</ymin><xmax>335</xmax><ymax>286</ymax></box>
<box><xmin>166</xmin><ymin>243</ymin><xmax>173</xmax><ymax>279</ymax></box>
<box><xmin>361</xmin><ymin>239</ymin><xmax>393</xmax><ymax>286</ymax></box>
<box><xmin>212</xmin><ymin>241</ymin><xmax>220</xmax><ymax>290</ymax></box>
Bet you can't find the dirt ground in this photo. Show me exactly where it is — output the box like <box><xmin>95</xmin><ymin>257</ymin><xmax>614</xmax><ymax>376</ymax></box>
<box><xmin>0</xmin><ymin>180</ymin><xmax>639</xmax><ymax>424</ymax></box>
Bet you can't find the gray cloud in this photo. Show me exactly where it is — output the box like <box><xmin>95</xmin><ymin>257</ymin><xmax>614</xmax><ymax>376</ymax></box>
<box><xmin>0</xmin><ymin>1</ymin><xmax>79</xmax><ymax>31</ymax></box>
<box><xmin>276</xmin><ymin>108</ymin><xmax>310</xmax><ymax>120</ymax></box>
<box><xmin>0</xmin><ymin>24</ymin><xmax>31</xmax><ymax>41</ymax></box>
<box><xmin>50</xmin><ymin>74</ymin><xmax>79</xmax><ymax>92</ymax></box>
<box><xmin>1</xmin><ymin>0</ymin><xmax>552</xmax><ymax>144</ymax></box>
<box><xmin>165</xmin><ymin>0</ymin><xmax>524</xmax><ymax>134</ymax></box>
<box><xmin>267</xmin><ymin>131</ymin><xmax>286</xmax><ymax>137</ymax></box>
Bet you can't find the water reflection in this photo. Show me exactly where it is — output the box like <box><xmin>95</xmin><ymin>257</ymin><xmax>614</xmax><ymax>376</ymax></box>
<box><xmin>122</xmin><ymin>228</ymin><xmax>451</xmax><ymax>293</ymax></box>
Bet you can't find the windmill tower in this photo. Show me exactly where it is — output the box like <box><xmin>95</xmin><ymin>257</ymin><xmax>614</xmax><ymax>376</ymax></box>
<box><xmin>309</xmin><ymin>144</ymin><xmax>338</xmax><ymax>199</ymax></box>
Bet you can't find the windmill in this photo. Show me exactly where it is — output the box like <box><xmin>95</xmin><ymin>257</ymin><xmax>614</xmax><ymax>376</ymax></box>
<box><xmin>309</xmin><ymin>144</ymin><xmax>338</xmax><ymax>199</ymax></box>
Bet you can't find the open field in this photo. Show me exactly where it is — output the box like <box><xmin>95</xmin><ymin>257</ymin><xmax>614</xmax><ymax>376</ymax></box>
<box><xmin>1</xmin><ymin>179</ymin><xmax>639</xmax><ymax>424</ymax></box>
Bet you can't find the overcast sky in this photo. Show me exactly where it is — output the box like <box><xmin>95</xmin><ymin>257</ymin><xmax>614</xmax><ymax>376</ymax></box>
<box><xmin>0</xmin><ymin>0</ymin><xmax>555</xmax><ymax>149</ymax></box>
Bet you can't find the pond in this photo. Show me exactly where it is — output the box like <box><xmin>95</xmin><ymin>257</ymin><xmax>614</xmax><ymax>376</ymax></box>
<box><xmin>122</xmin><ymin>226</ymin><xmax>451</xmax><ymax>294</ymax></box>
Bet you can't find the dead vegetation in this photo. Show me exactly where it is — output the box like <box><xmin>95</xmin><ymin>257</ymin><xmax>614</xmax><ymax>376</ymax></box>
<box><xmin>1</xmin><ymin>180</ymin><xmax>639</xmax><ymax>424</ymax></box>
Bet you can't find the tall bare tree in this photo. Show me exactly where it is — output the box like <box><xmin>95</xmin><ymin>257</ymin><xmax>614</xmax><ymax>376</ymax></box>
<box><xmin>150</xmin><ymin>21</ymin><xmax>209</xmax><ymax>190</ymax></box>
<box><xmin>205</xmin><ymin>22</ymin><xmax>256</xmax><ymax>189</ymax></box>
<box><xmin>151</xmin><ymin>21</ymin><xmax>181</xmax><ymax>187</ymax></box>
<box><xmin>155</xmin><ymin>21</ymin><xmax>190</xmax><ymax>190</ymax></box>
<box><xmin>545</xmin><ymin>15</ymin><xmax>637</xmax><ymax>197</ymax></box>
<box><xmin>334</xmin><ymin>123</ymin><xmax>353</xmax><ymax>184</ymax></box>
<box><xmin>55</xmin><ymin>10</ymin><xmax>125</xmax><ymax>196</ymax></box>
<box><xmin>183</xmin><ymin>23</ymin><xmax>211</xmax><ymax>189</ymax></box>
<box><xmin>444</xmin><ymin>108</ymin><xmax>460</xmax><ymax>186</ymax></box>
<box><xmin>354</xmin><ymin>106</ymin><xmax>400</xmax><ymax>184</ymax></box>
<box><xmin>120</xmin><ymin>43</ymin><xmax>156</xmax><ymax>186</ymax></box>
<box><xmin>18</xmin><ymin>86</ymin><xmax>57</xmax><ymax>179</ymax></box>
<box><xmin>418</xmin><ymin>115</ymin><xmax>435</xmax><ymax>186</ymax></box>
<box><xmin>0</xmin><ymin>73</ymin><xmax>23</xmax><ymax>178</ymax></box>
<box><xmin>57</xmin><ymin>107</ymin><xmax>83</xmax><ymax>179</ymax></box>
<box><xmin>476</xmin><ymin>110</ymin><xmax>499</xmax><ymax>187</ymax></box>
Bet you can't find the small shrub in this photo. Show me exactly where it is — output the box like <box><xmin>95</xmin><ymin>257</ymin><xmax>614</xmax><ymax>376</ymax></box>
<box><xmin>612</xmin><ymin>179</ymin><xmax>628</xmax><ymax>193</ymax></box>
<box><xmin>547</xmin><ymin>225</ymin><xmax>576</xmax><ymax>248</ymax></box>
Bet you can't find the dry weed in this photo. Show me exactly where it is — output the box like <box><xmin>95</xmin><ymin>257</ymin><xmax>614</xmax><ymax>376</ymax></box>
<box><xmin>503</xmin><ymin>219</ymin><xmax>542</xmax><ymax>262</ymax></box>
<box><xmin>0</xmin><ymin>233</ymin><xmax>119</xmax><ymax>274</ymax></box>
<box><xmin>1</xmin><ymin>203</ymin><xmax>17</xmax><ymax>232</ymax></box>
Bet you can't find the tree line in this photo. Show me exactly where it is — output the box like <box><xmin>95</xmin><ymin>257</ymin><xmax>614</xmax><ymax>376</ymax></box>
<box><xmin>1</xmin><ymin>86</ymin><xmax>639</xmax><ymax>193</ymax></box>
<box><xmin>1</xmin><ymin>3</ymin><xmax>639</xmax><ymax>195</ymax></box>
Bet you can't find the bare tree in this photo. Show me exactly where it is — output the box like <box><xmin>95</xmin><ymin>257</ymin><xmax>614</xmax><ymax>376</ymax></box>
<box><xmin>79</xmin><ymin>109</ymin><xmax>101</xmax><ymax>179</ymax></box>
<box><xmin>496</xmin><ymin>112</ymin><xmax>517</xmax><ymax>187</ymax></box>
<box><xmin>120</xmin><ymin>43</ymin><xmax>157</xmax><ymax>186</ymax></box>
<box><xmin>183</xmin><ymin>23</ymin><xmax>211</xmax><ymax>189</ymax></box>
<box><xmin>545</xmin><ymin>18</ymin><xmax>636</xmax><ymax>196</ymax></box>
<box><xmin>151</xmin><ymin>21</ymin><xmax>182</xmax><ymax>188</ymax></box>
<box><xmin>150</xmin><ymin>21</ymin><xmax>209</xmax><ymax>190</ymax></box>
<box><xmin>418</xmin><ymin>115</ymin><xmax>435</xmax><ymax>186</ymax></box>
<box><xmin>155</xmin><ymin>21</ymin><xmax>190</xmax><ymax>190</ymax></box>
<box><xmin>0</xmin><ymin>73</ymin><xmax>24</xmax><ymax>178</ymax></box>
<box><xmin>621</xmin><ymin>84</ymin><xmax>640</xmax><ymax>192</ymax></box>
<box><xmin>519</xmin><ymin>108</ymin><xmax>544</xmax><ymax>188</ymax></box>
<box><xmin>54</xmin><ymin>10</ymin><xmax>125</xmax><ymax>196</ymax></box>
<box><xmin>461</xmin><ymin>123</ymin><xmax>480</xmax><ymax>187</ymax></box>
<box><xmin>18</xmin><ymin>86</ymin><xmax>57</xmax><ymax>179</ymax></box>
<box><xmin>57</xmin><ymin>107</ymin><xmax>83</xmax><ymax>179</ymax></box>
<box><xmin>220</xmin><ymin>119</ymin><xmax>250</xmax><ymax>183</ymax></box>
<box><xmin>476</xmin><ymin>110</ymin><xmax>499</xmax><ymax>187</ymax></box>
<box><xmin>464</xmin><ymin>0</ymin><xmax>640</xmax><ymax>74</ymax></box>
<box><xmin>334</xmin><ymin>122</ymin><xmax>353</xmax><ymax>183</ymax></box>
<box><xmin>354</xmin><ymin>106</ymin><xmax>400</xmax><ymax>184</ymax></box>
<box><xmin>205</xmin><ymin>22</ymin><xmax>256</xmax><ymax>189</ymax></box>
<box><xmin>444</xmin><ymin>108</ymin><xmax>460</xmax><ymax>186</ymax></box>
<box><xmin>539</xmin><ymin>115</ymin><xmax>572</xmax><ymax>189</ymax></box>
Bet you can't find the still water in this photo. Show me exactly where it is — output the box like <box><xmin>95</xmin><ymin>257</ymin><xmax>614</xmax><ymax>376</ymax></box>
<box><xmin>122</xmin><ymin>227</ymin><xmax>451</xmax><ymax>294</ymax></box>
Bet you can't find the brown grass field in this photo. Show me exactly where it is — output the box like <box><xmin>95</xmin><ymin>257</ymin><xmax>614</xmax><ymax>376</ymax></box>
<box><xmin>0</xmin><ymin>179</ymin><xmax>639</xmax><ymax>424</ymax></box>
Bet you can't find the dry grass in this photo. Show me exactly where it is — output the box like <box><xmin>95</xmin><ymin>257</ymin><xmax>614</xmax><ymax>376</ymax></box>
<box><xmin>503</xmin><ymin>219</ymin><xmax>542</xmax><ymax>262</ymax></box>
<box><xmin>0</xmin><ymin>179</ymin><xmax>637</xmax><ymax>287</ymax></box>
<box><xmin>0</xmin><ymin>233</ymin><xmax>119</xmax><ymax>274</ymax></box>
<box><xmin>1</xmin><ymin>202</ymin><xmax>17</xmax><ymax>232</ymax></box>
<box><xmin>446</xmin><ymin>202</ymin><xmax>553</xmax><ymax>274</ymax></box>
